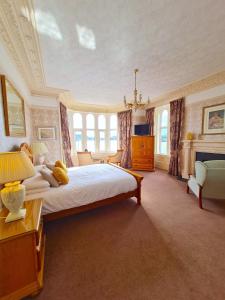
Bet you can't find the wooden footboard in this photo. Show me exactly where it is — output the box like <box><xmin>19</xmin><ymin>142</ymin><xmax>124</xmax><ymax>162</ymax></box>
<box><xmin>43</xmin><ymin>164</ymin><xmax>143</xmax><ymax>222</ymax></box>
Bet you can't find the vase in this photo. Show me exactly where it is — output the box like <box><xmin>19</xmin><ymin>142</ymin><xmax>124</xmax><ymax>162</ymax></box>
<box><xmin>1</xmin><ymin>181</ymin><xmax>26</xmax><ymax>223</ymax></box>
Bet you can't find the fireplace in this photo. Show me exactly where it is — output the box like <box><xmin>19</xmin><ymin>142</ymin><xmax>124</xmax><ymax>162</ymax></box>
<box><xmin>196</xmin><ymin>152</ymin><xmax>225</xmax><ymax>162</ymax></box>
<box><xmin>181</xmin><ymin>139</ymin><xmax>225</xmax><ymax>179</ymax></box>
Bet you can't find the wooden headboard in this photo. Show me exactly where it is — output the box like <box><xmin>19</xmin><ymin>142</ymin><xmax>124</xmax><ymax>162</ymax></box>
<box><xmin>20</xmin><ymin>143</ymin><xmax>33</xmax><ymax>163</ymax></box>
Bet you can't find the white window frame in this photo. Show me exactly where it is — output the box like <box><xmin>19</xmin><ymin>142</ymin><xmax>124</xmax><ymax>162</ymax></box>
<box><xmin>69</xmin><ymin>111</ymin><xmax>118</xmax><ymax>153</ymax></box>
<box><xmin>154</xmin><ymin>105</ymin><xmax>170</xmax><ymax>156</ymax></box>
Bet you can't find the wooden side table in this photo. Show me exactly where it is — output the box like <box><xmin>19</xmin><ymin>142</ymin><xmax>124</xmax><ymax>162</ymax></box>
<box><xmin>0</xmin><ymin>199</ymin><xmax>45</xmax><ymax>300</ymax></box>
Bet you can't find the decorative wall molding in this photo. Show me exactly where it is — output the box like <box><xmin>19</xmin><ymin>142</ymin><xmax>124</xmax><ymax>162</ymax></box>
<box><xmin>0</xmin><ymin>0</ymin><xmax>67</xmax><ymax>98</ymax></box>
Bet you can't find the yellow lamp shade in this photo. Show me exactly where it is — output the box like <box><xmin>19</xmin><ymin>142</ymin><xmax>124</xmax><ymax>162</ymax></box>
<box><xmin>0</xmin><ymin>152</ymin><xmax>35</xmax><ymax>184</ymax></box>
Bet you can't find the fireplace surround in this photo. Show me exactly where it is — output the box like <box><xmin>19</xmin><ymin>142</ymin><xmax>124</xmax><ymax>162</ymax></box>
<box><xmin>181</xmin><ymin>139</ymin><xmax>225</xmax><ymax>178</ymax></box>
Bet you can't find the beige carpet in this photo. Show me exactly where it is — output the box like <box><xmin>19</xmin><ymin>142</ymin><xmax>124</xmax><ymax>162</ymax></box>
<box><xmin>32</xmin><ymin>169</ymin><xmax>225</xmax><ymax>300</ymax></box>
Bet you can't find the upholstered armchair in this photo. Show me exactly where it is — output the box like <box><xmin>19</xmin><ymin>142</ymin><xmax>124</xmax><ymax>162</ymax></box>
<box><xmin>107</xmin><ymin>150</ymin><xmax>123</xmax><ymax>166</ymax></box>
<box><xmin>187</xmin><ymin>160</ymin><xmax>225</xmax><ymax>208</ymax></box>
<box><xmin>77</xmin><ymin>152</ymin><xmax>101</xmax><ymax>166</ymax></box>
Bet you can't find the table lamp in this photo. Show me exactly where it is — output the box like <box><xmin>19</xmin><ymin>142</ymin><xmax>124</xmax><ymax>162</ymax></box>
<box><xmin>0</xmin><ymin>152</ymin><xmax>35</xmax><ymax>222</ymax></box>
<box><xmin>31</xmin><ymin>142</ymin><xmax>48</xmax><ymax>165</ymax></box>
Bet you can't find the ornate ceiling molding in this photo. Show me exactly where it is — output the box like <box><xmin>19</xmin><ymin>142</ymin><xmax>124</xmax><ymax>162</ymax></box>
<box><xmin>149</xmin><ymin>70</ymin><xmax>225</xmax><ymax>106</ymax></box>
<box><xmin>58</xmin><ymin>92</ymin><xmax>123</xmax><ymax>113</ymax></box>
<box><xmin>0</xmin><ymin>0</ymin><xmax>67</xmax><ymax>97</ymax></box>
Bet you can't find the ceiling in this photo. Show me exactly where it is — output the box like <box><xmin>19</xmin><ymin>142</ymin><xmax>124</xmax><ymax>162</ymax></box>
<box><xmin>1</xmin><ymin>0</ymin><xmax>225</xmax><ymax>107</ymax></box>
<box><xmin>32</xmin><ymin>0</ymin><xmax>225</xmax><ymax>106</ymax></box>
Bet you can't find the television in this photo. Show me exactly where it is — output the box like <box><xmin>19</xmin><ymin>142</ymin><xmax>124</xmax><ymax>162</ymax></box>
<box><xmin>134</xmin><ymin>124</ymin><xmax>149</xmax><ymax>136</ymax></box>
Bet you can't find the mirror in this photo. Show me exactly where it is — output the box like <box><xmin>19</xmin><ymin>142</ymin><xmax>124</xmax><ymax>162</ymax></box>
<box><xmin>1</xmin><ymin>75</ymin><xmax>26</xmax><ymax>137</ymax></box>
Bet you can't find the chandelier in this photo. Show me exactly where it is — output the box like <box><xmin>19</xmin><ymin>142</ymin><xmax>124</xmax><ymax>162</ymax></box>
<box><xmin>123</xmin><ymin>69</ymin><xmax>150</xmax><ymax>111</ymax></box>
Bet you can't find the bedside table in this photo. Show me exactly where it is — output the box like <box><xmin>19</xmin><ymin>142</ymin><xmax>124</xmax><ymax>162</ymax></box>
<box><xmin>0</xmin><ymin>199</ymin><xmax>45</xmax><ymax>300</ymax></box>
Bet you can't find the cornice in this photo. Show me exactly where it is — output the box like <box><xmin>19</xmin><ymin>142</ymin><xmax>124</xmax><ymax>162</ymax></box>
<box><xmin>148</xmin><ymin>70</ymin><xmax>225</xmax><ymax>107</ymax></box>
<box><xmin>0</xmin><ymin>0</ymin><xmax>67</xmax><ymax>98</ymax></box>
<box><xmin>58</xmin><ymin>92</ymin><xmax>123</xmax><ymax>113</ymax></box>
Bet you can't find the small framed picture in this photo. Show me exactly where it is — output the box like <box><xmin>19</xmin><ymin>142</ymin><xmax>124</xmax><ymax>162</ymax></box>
<box><xmin>202</xmin><ymin>103</ymin><xmax>225</xmax><ymax>135</ymax></box>
<box><xmin>37</xmin><ymin>127</ymin><xmax>56</xmax><ymax>140</ymax></box>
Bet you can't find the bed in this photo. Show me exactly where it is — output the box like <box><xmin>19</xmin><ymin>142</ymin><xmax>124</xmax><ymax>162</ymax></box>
<box><xmin>21</xmin><ymin>143</ymin><xmax>143</xmax><ymax>222</ymax></box>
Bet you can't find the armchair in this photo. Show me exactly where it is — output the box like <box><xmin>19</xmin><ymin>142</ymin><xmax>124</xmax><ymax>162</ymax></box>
<box><xmin>77</xmin><ymin>152</ymin><xmax>101</xmax><ymax>166</ymax></box>
<box><xmin>187</xmin><ymin>160</ymin><xmax>225</xmax><ymax>208</ymax></box>
<box><xmin>107</xmin><ymin>150</ymin><xmax>123</xmax><ymax>166</ymax></box>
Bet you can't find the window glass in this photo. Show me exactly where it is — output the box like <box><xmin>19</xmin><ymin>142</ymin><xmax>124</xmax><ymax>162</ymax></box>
<box><xmin>110</xmin><ymin>115</ymin><xmax>117</xmax><ymax>129</ymax></box>
<box><xmin>110</xmin><ymin>130</ymin><xmax>117</xmax><ymax>152</ymax></box>
<box><xmin>86</xmin><ymin>114</ymin><xmax>95</xmax><ymax>129</ymax></box>
<box><xmin>99</xmin><ymin>131</ymin><xmax>105</xmax><ymax>151</ymax></box>
<box><xmin>87</xmin><ymin>130</ymin><xmax>95</xmax><ymax>152</ymax></box>
<box><xmin>98</xmin><ymin>115</ymin><xmax>106</xmax><ymax>129</ymax></box>
<box><xmin>161</xmin><ymin>110</ymin><xmax>168</xmax><ymax>127</ymax></box>
<box><xmin>74</xmin><ymin>131</ymin><xmax>82</xmax><ymax>151</ymax></box>
<box><xmin>160</xmin><ymin>128</ymin><xmax>167</xmax><ymax>154</ymax></box>
<box><xmin>73</xmin><ymin>113</ymin><xmax>82</xmax><ymax>129</ymax></box>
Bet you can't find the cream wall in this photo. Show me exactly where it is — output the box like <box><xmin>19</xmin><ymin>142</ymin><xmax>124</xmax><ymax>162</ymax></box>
<box><xmin>0</xmin><ymin>43</ymin><xmax>31</xmax><ymax>152</ymax></box>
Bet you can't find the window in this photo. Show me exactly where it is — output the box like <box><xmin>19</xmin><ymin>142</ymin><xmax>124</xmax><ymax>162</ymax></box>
<box><xmin>155</xmin><ymin>106</ymin><xmax>170</xmax><ymax>155</ymax></box>
<box><xmin>74</xmin><ymin>131</ymin><xmax>82</xmax><ymax>151</ymax></box>
<box><xmin>86</xmin><ymin>113</ymin><xmax>95</xmax><ymax>129</ymax></box>
<box><xmin>98</xmin><ymin>115</ymin><xmax>106</xmax><ymax>152</ymax></box>
<box><xmin>73</xmin><ymin>112</ymin><xmax>82</xmax><ymax>129</ymax></box>
<box><xmin>109</xmin><ymin>115</ymin><xmax>117</xmax><ymax>152</ymax></box>
<box><xmin>73</xmin><ymin>113</ymin><xmax>83</xmax><ymax>151</ymax></box>
<box><xmin>72</xmin><ymin>112</ymin><xmax>117</xmax><ymax>153</ymax></box>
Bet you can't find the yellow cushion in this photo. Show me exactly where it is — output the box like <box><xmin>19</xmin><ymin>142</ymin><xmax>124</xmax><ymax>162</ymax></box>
<box><xmin>55</xmin><ymin>160</ymin><xmax>67</xmax><ymax>173</ymax></box>
<box><xmin>52</xmin><ymin>167</ymin><xmax>69</xmax><ymax>185</ymax></box>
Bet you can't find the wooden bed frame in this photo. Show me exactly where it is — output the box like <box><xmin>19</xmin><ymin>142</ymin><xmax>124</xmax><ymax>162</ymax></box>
<box><xmin>20</xmin><ymin>143</ymin><xmax>143</xmax><ymax>222</ymax></box>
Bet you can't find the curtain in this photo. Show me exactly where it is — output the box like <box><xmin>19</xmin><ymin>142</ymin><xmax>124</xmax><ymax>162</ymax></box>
<box><xmin>118</xmin><ymin>110</ymin><xmax>132</xmax><ymax>168</ymax></box>
<box><xmin>168</xmin><ymin>98</ymin><xmax>185</xmax><ymax>176</ymax></box>
<box><xmin>60</xmin><ymin>102</ymin><xmax>73</xmax><ymax>167</ymax></box>
<box><xmin>146</xmin><ymin>107</ymin><xmax>155</xmax><ymax>135</ymax></box>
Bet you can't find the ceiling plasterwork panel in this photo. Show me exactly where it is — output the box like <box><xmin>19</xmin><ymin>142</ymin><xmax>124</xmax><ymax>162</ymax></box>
<box><xmin>0</xmin><ymin>0</ymin><xmax>67</xmax><ymax>97</ymax></box>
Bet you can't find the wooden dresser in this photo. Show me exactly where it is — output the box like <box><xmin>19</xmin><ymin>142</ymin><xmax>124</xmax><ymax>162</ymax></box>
<box><xmin>131</xmin><ymin>136</ymin><xmax>154</xmax><ymax>171</ymax></box>
<box><xmin>0</xmin><ymin>199</ymin><xmax>45</xmax><ymax>300</ymax></box>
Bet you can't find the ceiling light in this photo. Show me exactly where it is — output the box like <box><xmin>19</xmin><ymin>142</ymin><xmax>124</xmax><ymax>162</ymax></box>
<box><xmin>123</xmin><ymin>69</ymin><xmax>150</xmax><ymax>111</ymax></box>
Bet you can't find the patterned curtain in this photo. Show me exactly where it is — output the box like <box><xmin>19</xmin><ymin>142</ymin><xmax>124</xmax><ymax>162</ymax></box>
<box><xmin>168</xmin><ymin>98</ymin><xmax>185</xmax><ymax>176</ymax></box>
<box><xmin>118</xmin><ymin>110</ymin><xmax>132</xmax><ymax>168</ymax></box>
<box><xmin>146</xmin><ymin>107</ymin><xmax>155</xmax><ymax>135</ymax></box>
<box><xmin>60</xmin><ymin>102</ymin><xmax>73</xmax><ymax>167</ymax></box>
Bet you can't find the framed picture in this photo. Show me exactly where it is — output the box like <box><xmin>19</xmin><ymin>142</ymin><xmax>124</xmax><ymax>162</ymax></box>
<box><xmin>0</xmin><ymin>75</ymin><xmax>26</xmax><ymax>137</ymax></box>
<box><xmin>37</xmin><ymin>127</ymin><xmax>56</xmax><ymax>140</ymax></box>
<box><xmin>202</xmin><ymin>103</ymin><xmax>225</xmax><ymax>135</ymax></box>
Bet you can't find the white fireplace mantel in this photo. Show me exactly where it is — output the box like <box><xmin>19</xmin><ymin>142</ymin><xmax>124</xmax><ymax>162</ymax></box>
<box><xmin>181</xmin><ymin>139</ymin><xmax>225</xmax><ymax>179</ymax></box>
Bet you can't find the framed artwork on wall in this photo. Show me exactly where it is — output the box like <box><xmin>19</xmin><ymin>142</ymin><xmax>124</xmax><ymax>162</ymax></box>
<box><xmin>202</xmin><ymin>103</ymin><xmax>225</xmax><ymax>135</ymax></box>
<box><xmin>37</xmin><ymin>127</ymin><xmax>56</xmax><ymax>140</ymax></box>
<box><xmin>0</xmin><ymin>75</ymin><xmax>26</xmax><ymax>137</ymax></box>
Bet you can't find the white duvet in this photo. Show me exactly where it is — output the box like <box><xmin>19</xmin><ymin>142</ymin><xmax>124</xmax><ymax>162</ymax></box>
<box><xmin>25</xmin><ymin>164</ymin><xmax>137</xmax><ymax>215</ymax></box>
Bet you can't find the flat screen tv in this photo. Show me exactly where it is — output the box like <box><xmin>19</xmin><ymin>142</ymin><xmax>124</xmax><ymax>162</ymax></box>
<box><xmin>134</xmin><ymin>124</ymin><xmax>149</xmax><ymax>136</ymax></box>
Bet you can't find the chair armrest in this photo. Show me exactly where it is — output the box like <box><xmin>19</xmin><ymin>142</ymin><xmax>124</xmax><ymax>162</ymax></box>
<box><xmin>195</xmin><ymin>161</ymin><xmax>207</xmax><ymax>187</ymax></box>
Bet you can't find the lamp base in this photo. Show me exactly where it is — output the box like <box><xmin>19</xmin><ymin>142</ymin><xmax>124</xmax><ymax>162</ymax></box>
<box><xmin>5</xmin><ymin>208</ymin><xmax>26</xmax><ymax>223</ymax></box>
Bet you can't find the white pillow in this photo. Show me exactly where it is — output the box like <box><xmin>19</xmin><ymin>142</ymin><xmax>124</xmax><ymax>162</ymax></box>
<box><xmin>23</xmin><ymin>173</ymin><xmax>50</xmax><ymax>191</ymax></box>
<box><xmin>34</xmin><ymin>165</ymin><xmax>45</xmax><ymax>173</ymax></box>
<box><xmin>26</xmin><ymin>187</ymin><xmax>50</xmax><ymax>195</ymax></box>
